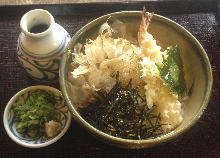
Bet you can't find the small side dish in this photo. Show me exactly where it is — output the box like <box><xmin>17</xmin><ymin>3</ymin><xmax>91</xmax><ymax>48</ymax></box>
<box><xmin>13</xmin><ymin>89</ymin><xmax>62</xmax><ymax>138</ymax></box>
<box><xmin>3</xmin><ymin>85</ymin><xmax>71</xmax><ymax>148</ymax></box>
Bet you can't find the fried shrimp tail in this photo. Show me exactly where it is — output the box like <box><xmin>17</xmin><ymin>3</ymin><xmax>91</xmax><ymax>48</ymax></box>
<box><xmin>138</xmin><ymin>6</ymin><xmax>164</xmax><ymax>65</ymax></box>
<box><xmin>138</xmin><ymin>6</ymin><xmax>154</xmax><ymax>44</ymax></box>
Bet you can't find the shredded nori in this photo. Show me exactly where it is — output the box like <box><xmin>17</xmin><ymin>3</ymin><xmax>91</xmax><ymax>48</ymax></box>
<box><xmin>80</xmin><ymin>72</ymin><xmax>165</xmax><ymax>140</ymax></box>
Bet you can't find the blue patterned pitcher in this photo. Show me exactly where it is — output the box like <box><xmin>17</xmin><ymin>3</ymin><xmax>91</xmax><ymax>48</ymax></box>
<box><xmin>17</xmin><ymin>9</ymin><xmax>70</xmax><ymax>82</ymax></box>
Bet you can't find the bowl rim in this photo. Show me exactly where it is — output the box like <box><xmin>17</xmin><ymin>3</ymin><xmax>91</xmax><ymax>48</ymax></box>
<box><xmin>59</xmin><ymin>11</ymin><xmax>213</xmax><ymax>148</ymax></box>
<box><xmin>3</xmin><ymin>85</ymin><xmax>72</xmax><ymax>148</ymax></box>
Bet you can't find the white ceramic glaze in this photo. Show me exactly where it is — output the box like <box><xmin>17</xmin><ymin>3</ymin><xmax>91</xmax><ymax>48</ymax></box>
<box><xmin>17</xmin><ymin>9</ymin><xmax>70</xmax><ymax>82</ymax></box>
<box><xmin>3</xmin><ymin>85</ymin><xmax>72</xmax><ymax>148</ymax></box>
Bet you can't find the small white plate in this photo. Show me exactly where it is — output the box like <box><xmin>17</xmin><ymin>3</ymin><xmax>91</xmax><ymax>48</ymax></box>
<box><xmin>3</xmin><ymin>85</ymin><xmax>71</xmax><ymax>148</ymax></box>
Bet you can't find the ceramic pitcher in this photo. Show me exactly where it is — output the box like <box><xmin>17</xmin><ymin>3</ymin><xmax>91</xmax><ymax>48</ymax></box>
<box><xmin>17</xmin><ymin>9</ymin><xmax>70</xmax><ymax>82</ymax></box>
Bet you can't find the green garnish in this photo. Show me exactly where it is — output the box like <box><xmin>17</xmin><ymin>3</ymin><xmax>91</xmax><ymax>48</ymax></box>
<box><xmin>80</xmin><ymin>72</ymin><xmax>165</xmax><ymax>140</ymax></box>
<box><xmin>158</xmin><ymin>46</ymin><xmax>186</xmax><ymax>96</ymax></box>
<box><xmin>13</xmin><ymin>90</ymin><xmax>59</xmax><ymax>138</ymax></box>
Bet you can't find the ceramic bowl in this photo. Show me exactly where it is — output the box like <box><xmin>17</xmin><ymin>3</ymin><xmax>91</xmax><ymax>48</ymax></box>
<box><xmin>3</xmin><ymin>85</ymin><xmax>71</xmax><ymax>148</ymax></box>
<box><xmin>59</xmin><ymin>11</ymin><xmax>212</xmax><ymax>149</ymax></box>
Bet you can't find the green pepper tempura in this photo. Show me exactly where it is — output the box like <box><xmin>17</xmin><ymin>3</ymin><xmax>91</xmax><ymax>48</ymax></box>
<box><xmin>158</xmin><ymin>46</ymin><xmax>186</xmax><ymax>96</ymax></box>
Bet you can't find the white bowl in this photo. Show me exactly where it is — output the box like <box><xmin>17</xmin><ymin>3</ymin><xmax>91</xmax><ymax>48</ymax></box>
<box><xmin>3</xmin><ymin>85</ymin><xmax>71</xmax><ymax>148</ymax></box>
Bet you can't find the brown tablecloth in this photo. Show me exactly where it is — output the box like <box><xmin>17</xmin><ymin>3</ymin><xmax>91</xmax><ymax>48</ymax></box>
<box><xmin>0</xmin><ymin>1</ymin><xmax>219</xmax><ymax>157</ymax></box>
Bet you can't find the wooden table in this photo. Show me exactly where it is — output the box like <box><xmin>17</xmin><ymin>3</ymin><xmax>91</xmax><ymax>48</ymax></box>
<box><xmin>0</xmin><ymin>0</ymin><xmax>219</xmax><ymax>157</ymax></box>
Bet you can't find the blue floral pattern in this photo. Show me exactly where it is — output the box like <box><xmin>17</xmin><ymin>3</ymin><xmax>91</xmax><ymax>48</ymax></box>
<box><xmin>17</xmin><ymin>31</ymin><xmax>70</xmax><ymax>83</ymax></box>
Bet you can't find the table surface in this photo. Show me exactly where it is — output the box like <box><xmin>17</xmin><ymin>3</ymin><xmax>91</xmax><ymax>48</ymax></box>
<box><xmin>0</xmin><ymin>0</ymin><xmax>147</xmax><ymax>6</ymax></box>
<box><xmin>0</xmin><ymin>1</ymin><xmax>220</xmax><ymax>158</ymax></box>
